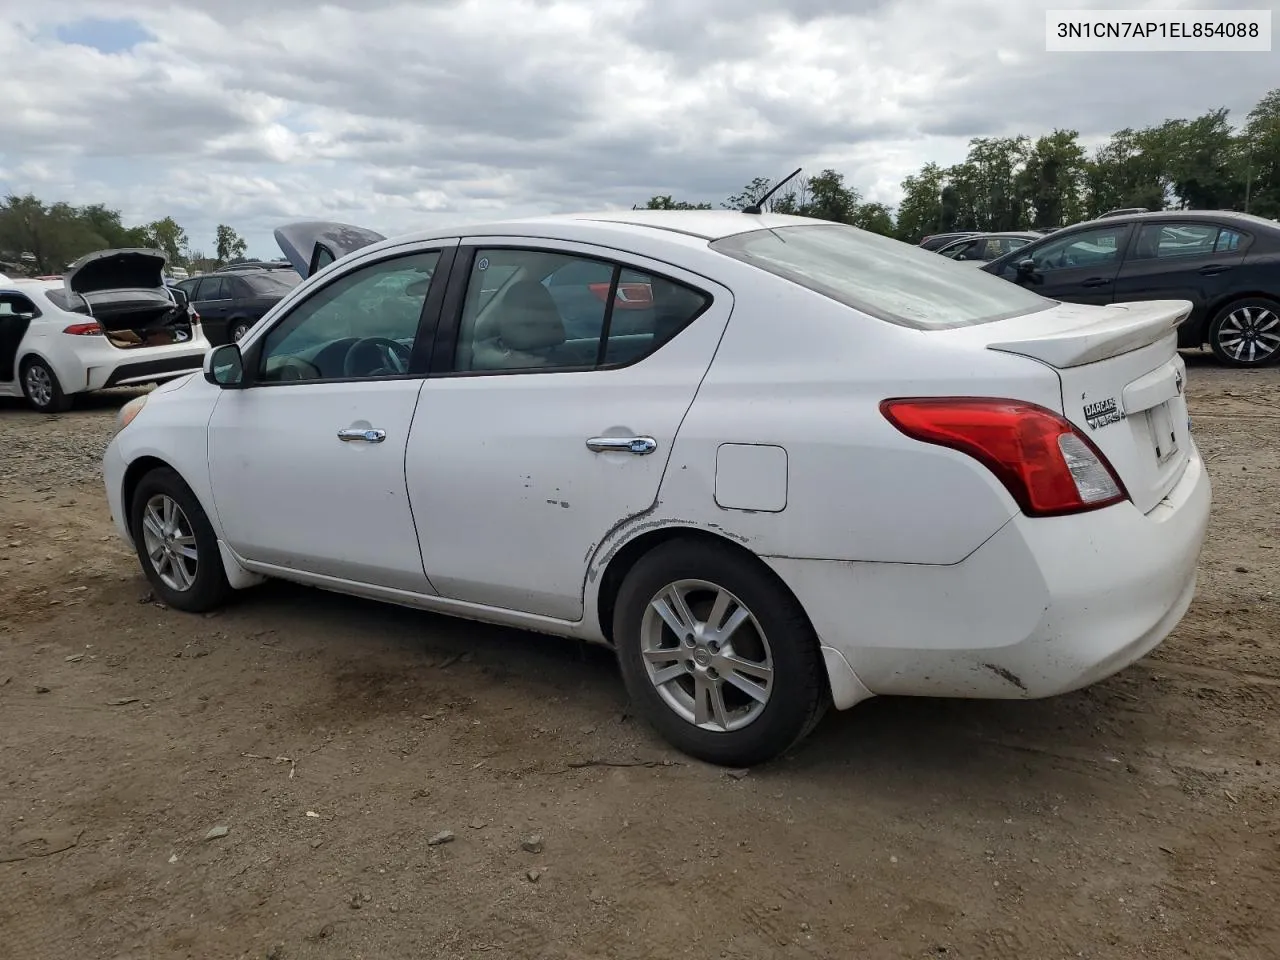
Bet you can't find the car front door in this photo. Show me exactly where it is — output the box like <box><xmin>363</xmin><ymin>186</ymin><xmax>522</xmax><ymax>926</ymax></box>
<box><xmin>405</xmin><ymin>240</ymin><xmax>732</xmax><ymax>621</ymax></box>
<box><xmin>996</xmin><ymin>223</ymin><xmax>1133</xmax><ymax>305</ymax></box>
<box><xmin>206</xmin><ymin>242</ymin><xmax>457</xmax><ymax>590</ymax></box>
<box><xmin>1111</xmin><ymin>221</ymin><xmax>1249</xmax><ymax>321</ymax></box>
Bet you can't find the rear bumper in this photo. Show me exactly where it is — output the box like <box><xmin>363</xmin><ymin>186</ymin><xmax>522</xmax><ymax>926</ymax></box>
<box><xmin>766</xmin><ymin>445</ymin><xmax>1211</xmax><ymax>706</ymax></box>
<box><xmin>100</xmin><ymin>353</ymin><xmax>207</xmax><ymax>388</ymax></box>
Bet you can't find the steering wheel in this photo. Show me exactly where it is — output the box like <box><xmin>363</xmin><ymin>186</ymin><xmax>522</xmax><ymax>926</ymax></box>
<box><xmin>342</xmin><ymin>337</ymin><xmax>412</xmax><ymax>378</ymax></box>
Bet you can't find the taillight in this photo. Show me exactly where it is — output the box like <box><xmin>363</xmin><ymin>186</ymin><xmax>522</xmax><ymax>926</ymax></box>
<box><xmin>880</xmin><ymin>397</ymin><xmax>1128</xmax><ymax>517</ymax></box>
<box><xmin>190</xmin><ymin>310</ymin><xmax>201</xmax><ymax>325</ymax></box>
<box><xmin>62</xmin><ymin>322</ymin><xmax>103</xmax><ymax>336</ymax></box>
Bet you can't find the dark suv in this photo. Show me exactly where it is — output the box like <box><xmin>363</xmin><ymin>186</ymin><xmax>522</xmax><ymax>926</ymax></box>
<box><xmin>175</xmin><ymin>269</ymin><xmax>301</xmax><ymax>345</ymax></box>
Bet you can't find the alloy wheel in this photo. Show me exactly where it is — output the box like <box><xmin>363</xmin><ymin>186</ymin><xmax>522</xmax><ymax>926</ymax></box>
<box><xmin>24</xmin><ymin>365</ymin><xmax>52</xmax><ymax>408</ymax></box>
<box><xmin>640</xmin><ymin>579</ymin><xmax>774</xmax><ymax>732</ymax></box>
<box><xmin>1217</xmin><ymin>305</ymin><xmax>1280</xmax><ymax>364</ymax></box>
<box><xmin>140</xmin><ymin>494</ymin><xmax>199</xmax><ymax>592</ymax></box>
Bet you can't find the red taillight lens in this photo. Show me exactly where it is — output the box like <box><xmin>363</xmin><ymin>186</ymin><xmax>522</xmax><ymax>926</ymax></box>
<box><xmin>62</xmin><ymin>322</ymin><xmax>102</xmax><ymax>336</ymax></box>
<box><xmin>190</xmin><ymin>310</ymin><xmax>201</xmax><ymax>324</ymax></box>
<box><xmin>880</xmin><ymin>397</ymin><xmax>1128</xmax><ymax>517</ymax></box>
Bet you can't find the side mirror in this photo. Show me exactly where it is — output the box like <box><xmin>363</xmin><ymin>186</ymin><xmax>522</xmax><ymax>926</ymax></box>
<box><xmin>1016</xmin><ymin>257</ymin><xmax>1036</xmax><ymax>275</ymax></box>
<box><xmin>205</xmin><ymin>343</ymin><xmax>245</xmax><ymax>388</ymax></box>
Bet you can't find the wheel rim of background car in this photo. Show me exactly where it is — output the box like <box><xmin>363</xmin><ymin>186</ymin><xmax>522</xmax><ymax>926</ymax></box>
<box><xmin>1218</xmin><ymin>305</ymin><xmax>1280</xmax><ymax>363</ymax></box>
<box><xmin>24</xmin><ymin>365</ymin><xmax>52</xmax><ymax>407</ymax></box>
<box><xmin>232</xmin><ymin>323</ymin><xmax>249</xmax><ymax>342</ymax></box>
<box><xmin>640</xmin><ymin>579</ymin><xmax>774</xmax><ymax>732</ymax></box>
<box><xmin>141</xmin><ymin>494</ymin><xmax>199</xmax><ymax>592</ymax></box>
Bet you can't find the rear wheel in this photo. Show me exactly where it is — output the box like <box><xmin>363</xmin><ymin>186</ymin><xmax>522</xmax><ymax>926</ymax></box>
<box><xmin>229</xmin><ymin>320</ymin><xmax>251</xmax><ymax>343</ymax></box>
<box><xmin>1208</xmin><ymin>298</ymin><xmax>1280</xmax><ymax>367</ymax></box>
<box><xmin>20</xmin><ymin>357</ymin><xmax>71</xmax><ymax>413</ymax></box>
<box><xmin>614</xmin><ymin>539</ymin><xmax>828</xmax><ymax>767</ymax></box>
<box><xmin>129</xmin><ymin>467</ymin><xmax>230</xmax><ymax>613</ymax></box>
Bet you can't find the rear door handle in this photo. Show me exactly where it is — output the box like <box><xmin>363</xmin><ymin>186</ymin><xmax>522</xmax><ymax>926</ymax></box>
<box><xmin>1199</xmin><ymin>264</ymin><xmax>1231</xmax><ymax>276</ymax></box>
<box><xmin>338</xmin><ymin>427</ymin><xmax>386</xmax><ymax>443</ymax></box>
<box><xmin>1080</xmin><ymin>277</ymin><xmax>1112</xmax><ymax>288</ymax></box>
<box><xmin>586</xmin><ymin>436</ymin><xmax>657</xmax><ymax>455</ymax></box>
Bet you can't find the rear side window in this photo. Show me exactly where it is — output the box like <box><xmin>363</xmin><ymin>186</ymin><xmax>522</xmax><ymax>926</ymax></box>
<box><xmin>197</xmin><ymin>277</ymin><xmax>227</xmax><ymax>300</ymax></box>
<box><xmin>43</xmin><ymin>289</ymin><xmax>87</xmax><ymax>314</ymax></box>
<box><xmin>711</xmin><ymin>224</ymin><xmax>1050</xmax><ymax>330</ymax></box>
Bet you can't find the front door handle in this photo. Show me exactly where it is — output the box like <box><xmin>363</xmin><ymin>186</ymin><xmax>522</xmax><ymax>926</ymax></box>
<box><xmin>1080</xmin><ymin>277</ymin><xmax>1112</xmax><ymax>288</ymax></box>
<box><xmin>1199</xmin><ymin>264</ymin><xmax>1231</xmax><ymax>276</ymax></box>
<box><xmin>338</xmin><ymin>427</ymin><xmax>386</xmax><ymax>443</ymax></box>
<box><xmin>586</xmin><ymin>436</ymin><xmax>657</xmax><ymax>455</ymax></box>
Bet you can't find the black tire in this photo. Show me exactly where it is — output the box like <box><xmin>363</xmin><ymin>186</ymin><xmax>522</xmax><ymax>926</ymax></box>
<box><xmin>20</xmin><ymin>357</ymin><xmax>71</xmax><ymax>413</ymax></box>
<box><xmin>614</xmin><ymin>539</ymin><xmax>829</xmax><ymax>767</ymax></box>
<box><xmin>229</xmin><ymin>320</ymin><xmax>251</xmax><ymax>343</ymax></box>
<box><xmin>1207</xmin><ymin>297</ymin><xmax>1280</xmax><ymax>367</ymax></box>
<box><xmin>129</xmin><ymin>467</ymin><xmax>230</xmax><ymax>613</ymax></box>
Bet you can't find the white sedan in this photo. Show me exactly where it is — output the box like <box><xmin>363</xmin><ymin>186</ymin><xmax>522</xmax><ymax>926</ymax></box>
<box><xmin>1</xmin><ymin>249</ymin><xmax>209</xmax><ymax>412</ymax></box>
<box><xmin>101</xmin><ymin>212</ymin><xmax>1211</xmax><ymax>766</ymax></box>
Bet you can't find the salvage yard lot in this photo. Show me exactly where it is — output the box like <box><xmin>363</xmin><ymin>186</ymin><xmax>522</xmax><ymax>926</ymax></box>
<box><xmin>1</xmin><ymin>359</ymin><xmax>1278</xmax><ymax>960</ymax></box>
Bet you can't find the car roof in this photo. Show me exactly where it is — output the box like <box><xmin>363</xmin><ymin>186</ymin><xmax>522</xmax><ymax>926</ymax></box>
<box><xmin>1064</xmin><ymin>210</ymin><xmax>1280</xmax><ymax>231</ymax></box>
<box><xmin>386</xmin><ymin>210</ymin><xmax>820</xmax><ymax>246</ymax></box>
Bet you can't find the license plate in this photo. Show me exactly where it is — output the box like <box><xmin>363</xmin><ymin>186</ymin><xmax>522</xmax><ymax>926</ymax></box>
<box><xmin>1149</xmin><ymin>401</ymin><xmax>1178</xmax><ymax>465</ymax></box>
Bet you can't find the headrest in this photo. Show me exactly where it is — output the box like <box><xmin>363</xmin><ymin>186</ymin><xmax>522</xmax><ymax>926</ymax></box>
<box><xmin>498</xmin><ymin>280</ymin><xmax>565</xmax><ymax>351</ymax></box>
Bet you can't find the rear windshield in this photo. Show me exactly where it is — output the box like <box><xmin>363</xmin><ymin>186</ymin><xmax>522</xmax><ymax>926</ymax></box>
<box><xmin>710</xmin><ymin>223</ymin><xmax>1053</xmax><ymax>329</ymax></box>
<box><xmin>244</xmin><ymin>272</ymin><xmax>302</xmax><ymax>296</ymax></box>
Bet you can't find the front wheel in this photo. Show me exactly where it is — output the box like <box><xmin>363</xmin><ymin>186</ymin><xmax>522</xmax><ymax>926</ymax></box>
<box><xmin>1208</xmin><ymin>298</ymin><xmax>1280</xmax><ymax>367</ymax></box>
<box><xmin>21</xmin><ymin>358</ymin><xmax>71</xmax><ymax>413</ymax></box>
<box><xmin>614</xmin><ymin>539</ymin><xmax>829</xmax><ymax>767</ymax></box>
<box><xmin>129</xmin><ymin>467</ymin><xmax>230</xmax><ymax>613</ymax></box>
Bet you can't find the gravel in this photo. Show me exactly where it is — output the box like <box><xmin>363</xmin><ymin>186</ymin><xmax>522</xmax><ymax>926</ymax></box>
<box><xmin>0</xmin><ymin>389</ymin><xmax>147</xmax><ymax>488</ymax></box>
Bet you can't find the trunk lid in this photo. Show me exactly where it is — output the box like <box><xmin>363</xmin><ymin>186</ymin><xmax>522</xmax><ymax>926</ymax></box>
<box><xmin>65</xmin><ymin>248</ymin><xmax>167</xmax><ymax>295</ymax></box>
<box><xmin>979</xmin><ymin>298</ymin><xmax>1194</xmax><ymax>514</ymax></box>
<box><xmin>273</xmin><ymin>221</ymin><xmax>386</xmax><ymax>278</ymax></box>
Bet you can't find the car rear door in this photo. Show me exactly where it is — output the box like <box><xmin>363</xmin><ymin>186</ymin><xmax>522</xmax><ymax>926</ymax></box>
<box><xmin>1110</xmin><ymin>221</ymin><xmax>1248</xmax><ymax>322</ymax></box>
<box><xmin>404</xmin><ymin>239</ymin><xmax>732</xmax><ymax>621</ymax></box>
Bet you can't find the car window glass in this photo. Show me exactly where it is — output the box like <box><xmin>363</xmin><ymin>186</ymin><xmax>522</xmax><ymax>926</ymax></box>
<box><xmin>712</xmin><ymin>224</ymin><xmax>1051</xmax><ymax>330</ymax></box>
<box><xmin>258</xmin><ymin>251</ymin><xmax>439</xmax><ymax>383</ymax></box>
<box><xmin>941</xmin><ymin>240</ymin><xmax>975</xmax><ymax>260</ymax></box>
<box><xmin>1215</xmin><ymin>229</ymin><xmax>1245</xmax><ymax>253</ymax></box>
<box><xmin>1028</xmin><ymin>225</ymin><xmax>1129</xmax><ymax>272</ymax></box>
<box><xmin>1132</xmin><ymin>223</ymin><xmax>1220</xmax><ymax>260</ymax></box>
<box><xmin>1002</xmin><ymin>237</ymin><xmax>1031</xmax><ymax>254</ymax></box>
<box><xmin>453</xmin><ymin>248</ymin><xmax>709</xmax><ymax>373</ymax></box>
<box><xmin>0</xmin><ymin>294</ymin><xmax>38</xmax><ymax>318</ymax></box>
<box><xmin>200</xmin><ymin>277</ymin><xmax>227</xmax><ymax>300</ymax></box>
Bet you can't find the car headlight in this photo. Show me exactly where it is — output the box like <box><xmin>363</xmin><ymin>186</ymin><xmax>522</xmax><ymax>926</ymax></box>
<box><xmin>115</xmin><ymin>395</ymin><xmax>148</xmax><ymax>435</ymax></box>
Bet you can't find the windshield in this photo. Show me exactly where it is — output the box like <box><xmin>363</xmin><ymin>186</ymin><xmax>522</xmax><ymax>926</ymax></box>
<box><xmin>245</xmin><ymin>272</ymin><xmax>302</xmax><ymax>296</ymax></box>
<box><xmin>711</xmin><ymin>223</ymin><xmax>1053</xmax><ymax>329</ymax></box>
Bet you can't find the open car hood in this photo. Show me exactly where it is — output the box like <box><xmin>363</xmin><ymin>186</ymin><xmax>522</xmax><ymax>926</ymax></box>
<box><xmin>65</xmin><ymin>248</ymin><xmax>168</xmax><ymax>295</ymax></box>
<box><xmin>274</xmin><ymin>221</ymin><xmax>386</xmax><ymax>279</ymax></box>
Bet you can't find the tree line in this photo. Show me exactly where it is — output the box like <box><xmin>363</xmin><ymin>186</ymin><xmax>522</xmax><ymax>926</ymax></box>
<box><xmin>0</xmin><ymin>195</ymin><xmax>249</xmax><ymax>275</ymax></box>
<box><xmin>639</xmin><ymin>87</ymin><xmax>1280</xmax><ymax>242</ymax></box>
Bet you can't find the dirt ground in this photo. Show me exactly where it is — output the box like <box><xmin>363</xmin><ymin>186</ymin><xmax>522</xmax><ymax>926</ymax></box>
<box><xmin>1</xmin><ymin>355</ymin><xmax>1278</xmax><ymax>960</ymax></box>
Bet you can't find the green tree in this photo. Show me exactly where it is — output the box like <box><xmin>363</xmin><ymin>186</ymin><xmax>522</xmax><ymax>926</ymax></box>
<box><xmin>852</xmin><ymin>202</ymin><xmax>896</xmax><ymax>236</ymax></box>
<box><xmin>801</xmin><ymin>169</ymin><xmax>860</xmax><ymax>223</ymax></box>
<box><xmin>1017</xmin><ymin>130</ymin><xmax>1087</xmax><ymax>229</ymax></box>
<box><xmin>141</xmin><ymin>216</ymin><xmax>189</xmax><ymax>267</ymax></box>
<box><xmin>895</xmin><ymin>162</ymin><xmax>946</xmax><ymax>241</ymax></box>
<box><xmin>1241</xmin><ymin>88</ymin><xmax>1280</xmax><ymax>218</ymax></box>
<box><xmin>215</xmin><ymin>224</ymin><xmax>248</xmax><ymax>262</ymax></box>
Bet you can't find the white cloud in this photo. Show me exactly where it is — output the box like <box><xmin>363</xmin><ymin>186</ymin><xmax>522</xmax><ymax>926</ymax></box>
<box><xmin>0</xmin><ymin>0</ymin><xmax>1274</xmax><ymax>256</ymax></box>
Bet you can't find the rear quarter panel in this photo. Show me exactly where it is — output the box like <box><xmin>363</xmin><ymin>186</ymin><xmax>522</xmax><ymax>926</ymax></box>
<box><xmin>586</xmin><ymin>269</ymin><xmax>1065</xmax><ymax>595</ymax></box>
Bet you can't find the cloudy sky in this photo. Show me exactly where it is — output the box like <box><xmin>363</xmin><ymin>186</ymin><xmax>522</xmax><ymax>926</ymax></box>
<box><xmin>0</xmin><ymin>0</ymin><xmax>1275</xmax><ymax>257</ymax></box>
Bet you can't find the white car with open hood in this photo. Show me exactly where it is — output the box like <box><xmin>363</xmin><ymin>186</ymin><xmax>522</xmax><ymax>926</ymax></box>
<box><xmin>101</xmin><ymin>212</ymin><xmax>1211</xmax><ymax>766</ymax></box>
<box><xmin>0</xmin><ymin>248</ymin><xmax>210</xmax><ymax>412</ymax></box>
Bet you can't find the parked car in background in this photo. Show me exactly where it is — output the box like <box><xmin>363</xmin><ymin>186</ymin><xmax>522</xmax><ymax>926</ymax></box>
<box><xmin>1</xmin><ymin>249</ymin><xmax>208</xmax><ymax>412</ymax></box>
<box><xmin>104</xmin><ymin>211</ymin><xmax>1209</xmax><ymax>767</ymax></box>
<box><xmin>982</xmin><ymin>210</ymin><xmax>1280</xmax><ymax>367</ymax></box>
<box><xmin>175</xmin><ymin>269</ymin><xmax>302</xmax><ymax>345</ymax></box>
<box><xmin>215</xmin><ymin>260</ymin><xmax>298</xmax><ymax>274</ymax></box>
<box><xmin>935</xmin><ymin>231</ymin><xmax>1042</xmax><ymax>265</ymax></box>
<box><xmin>918</xmin><ymin>231</ymin><xmax>978</xmax><ymax>251</ymax></box>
